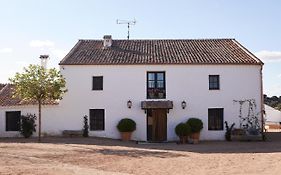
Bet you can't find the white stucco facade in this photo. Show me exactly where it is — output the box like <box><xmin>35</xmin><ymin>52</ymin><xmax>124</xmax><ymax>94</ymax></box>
<box><xmin>57</xmin><ymin>64</ymin><xmax>262</xmax><ymax>141</ymax></box>
<box><xmin>0</xmin><ymin>64</ymin><xmax>263</xmax><ymax>140</ymax></box>
<box><xmin>0</xmin><ymin>105</ymin><xmax>60</xmax><ymax>137</ymax></box>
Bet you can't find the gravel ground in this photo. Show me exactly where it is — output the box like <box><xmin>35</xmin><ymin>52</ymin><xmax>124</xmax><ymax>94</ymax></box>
<box><xmin>0</xmin><ymin>137</ymin><xmax>281</xmax><ymax>175</ymax></box>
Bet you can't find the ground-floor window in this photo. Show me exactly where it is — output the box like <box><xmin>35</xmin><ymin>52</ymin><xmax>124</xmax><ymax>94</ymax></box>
<box><xmin>89</xmin><ymin>109</ymin><xmax>105</xmax><ymax>131</ymax></box>
<box><xmin>6</xmin><ymin>111</ymin><xmax>21</xmax><ymax>131</ymax></box>
<box><xmin>208</xmin><ymin>108</ymin><xmax>224</xmax><ymax>130</ymax></box>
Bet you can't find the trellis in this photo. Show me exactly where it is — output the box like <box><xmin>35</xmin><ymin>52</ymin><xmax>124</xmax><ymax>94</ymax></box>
<box><xmin>233</xmin><ymin>99</ymin><xmax>261</xmax><ymax>132</ymax></box>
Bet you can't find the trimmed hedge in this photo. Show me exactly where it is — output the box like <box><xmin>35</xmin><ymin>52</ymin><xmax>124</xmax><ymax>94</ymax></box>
<box><xmin>175</xmin><ymin>123</ymin><xmax>191</xmax><ymax>137</ymax></box>
<box><xmin>186</xmin><ymin>118</ymin><xmax>203</xmax><ymax>133</ymax></box>
<box><xmin>117</xmin><ymin>118</ymin><xmax>136</xmax><ymax>132</ymax></box>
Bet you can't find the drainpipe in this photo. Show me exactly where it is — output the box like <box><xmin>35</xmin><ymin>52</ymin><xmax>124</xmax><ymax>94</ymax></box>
<box><xmin>260</xmin><ymin>65</ymin><xmax>265</xmax><ymax>139</ymax></box>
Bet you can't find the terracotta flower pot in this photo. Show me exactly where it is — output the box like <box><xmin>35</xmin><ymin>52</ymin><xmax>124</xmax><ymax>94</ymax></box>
<box><xmin>179</xmin><ymin>136</ymin><xmax>188</xmax><ymax>144</ymax></box>
<box><xmin>191</xmin><ymin>132</ymin><xmax>200</xmax><ymax>144</ymax></box>
<box><xmin>120</xmin><ymin>132</ymin><xmax>132</xmax><ymax>141</ymax></box>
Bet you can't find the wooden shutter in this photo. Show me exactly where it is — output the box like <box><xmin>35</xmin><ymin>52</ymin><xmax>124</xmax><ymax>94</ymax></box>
<box><xmin>90</xmin><ymin>109</ymin><xmax>105</xmax><ymax>130</ymax></box>
<box><xmin>92</xmin><ymin>76</ymin><xmax>103</xmax><ymax>90</ymax></box>
<box><xmin>209</xmin><ymin>75</ymin><xmax>220</xmax><ymax>90</ymax></box>
<box><xmin>208</xmin><ymin>108</ymin><xmax>223</xmax><ymax>130</ymax></box>
<box><xmin>6</xmin><ymin>111</ymin><xmax>21</xmax><ymax>131</ymax></box>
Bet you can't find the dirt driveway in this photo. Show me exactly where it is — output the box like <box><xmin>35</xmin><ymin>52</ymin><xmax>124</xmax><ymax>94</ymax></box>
<box><xmin>0</xmin><ymin>137</ymin><xmax>281</xmax><ymax>175</ymax></box>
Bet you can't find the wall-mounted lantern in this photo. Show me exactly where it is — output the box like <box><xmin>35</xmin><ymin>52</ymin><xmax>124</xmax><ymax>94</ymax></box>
<box><xmin>181</xmin><ymin>100</ymin><xmax>187</xmax><ymax>109</ymax></box>
<box><xmin>127</xmin><ymin>100</ymin><xmax>132</xmax><ymax>108</ymax></box>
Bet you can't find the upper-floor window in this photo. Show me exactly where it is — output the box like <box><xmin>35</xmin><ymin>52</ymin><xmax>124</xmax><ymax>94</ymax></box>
<box><xmin>6</xmin><ymin>111</ymin><xmax>21</xmax><ymax>131</ymax></box>
<box><xmin>92</xmin><ymin>76</ymin><xmax>103</xmax><ymax>90</ymax></box>
<box><xmin>147</xmin><ymin>72</ymin><xmax>166</xmax><ymax>99</ymax></box>
<box><xmin>209</xmin><ymin>75</ymin><xmax>220</xmax><ymax>90</ymax></box>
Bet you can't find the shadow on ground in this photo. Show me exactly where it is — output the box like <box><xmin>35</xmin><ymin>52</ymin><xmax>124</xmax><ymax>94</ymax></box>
<box><xmin>73</xmin><ymin>147</ymin><xmax>185</xmax><ymax>158</ymax></box>
<box><xmin>1</xmin><ymin>132</ymin><xmax>281</xmax><ymax>154</ymax></box>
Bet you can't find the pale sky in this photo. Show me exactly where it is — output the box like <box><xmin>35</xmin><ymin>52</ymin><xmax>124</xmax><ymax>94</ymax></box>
<box><xmin>0</xmin><ymin>0</ymin><xmax>280</xmax><ymax>96</ymax></box>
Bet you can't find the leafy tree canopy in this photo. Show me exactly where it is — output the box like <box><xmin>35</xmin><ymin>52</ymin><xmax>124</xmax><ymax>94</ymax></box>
<box><xmin>264</xmin><ymin>94</ymin><xmax>281</xmax><ymax>111</ymax></box>
<box><xmin>9</xmin><ymin>64</ymin><xmax>67</xmax><ymax>103</ymax></box>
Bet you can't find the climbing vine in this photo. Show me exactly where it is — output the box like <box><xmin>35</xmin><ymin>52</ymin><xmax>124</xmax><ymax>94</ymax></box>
<box><xmin>233</xmin><ymin>99</ymin><xmax>261</xmax><ymax>133</ymax></box>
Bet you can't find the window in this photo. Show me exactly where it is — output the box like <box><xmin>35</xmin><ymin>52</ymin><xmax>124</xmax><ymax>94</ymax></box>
<box><xmin>208</xmin><ymin>108</ymin><xmax>224</xmax><ymax>130</ymax></box>
<box><xmin>147</xmin><ymin>72</ymin><xmax>166</xmax><ymax>99</ymax></box>
<box><xmin>89</xmin><ymin>109</ymin><xmax>105</xmax><ymax>131</ymax></box>
<box><xmin>92</xmin><ymin>76</ymin><xmax>103</xmax><ymax>90</ymax></box>
<box><xmin>6</xmin><ymin>111</ymin><xmax>21</xmax><ymax>131</ymax></box>
<box><xmin>209</xmin><ymin>75</ymin><xmax>220</xmax><ymax>90</ymax></box>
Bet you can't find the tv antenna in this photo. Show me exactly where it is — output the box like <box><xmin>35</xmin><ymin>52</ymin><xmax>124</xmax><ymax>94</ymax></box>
<box><xmin>116</xmin><ymin>19</ymin><xmax>136</xmax><ymax>40</ymax></box>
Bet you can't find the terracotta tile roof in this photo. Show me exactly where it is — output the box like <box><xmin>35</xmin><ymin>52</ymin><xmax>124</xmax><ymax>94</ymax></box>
<box><xmin>59</xmin><ymin>39</ymin><xmax>263</xmax><ymax>65</ymax></box>
<box><xmin>0</xmin><ymin>84</ymin><xmax>58</xmax><ymax>107</ymax></box>
<box><xmin>0</xmin><ymin>84</ymin><xmax>5</xmax><ymax>91</ymax></box>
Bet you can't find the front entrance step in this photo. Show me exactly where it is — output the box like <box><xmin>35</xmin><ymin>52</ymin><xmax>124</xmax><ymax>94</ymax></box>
<box><xmin>136</xmin><ymin>141</ymin><xmax>171</xmax><ymax>144</ymax></box>
<box><xmin>231</xmin><ymin>134</ymin><xmax>263</xmax><ymax>141</ymax></box>
<box><xmin>62</xmin><ymin>130</ymin><xmax>83</xmax><ymax>137</ymax></box>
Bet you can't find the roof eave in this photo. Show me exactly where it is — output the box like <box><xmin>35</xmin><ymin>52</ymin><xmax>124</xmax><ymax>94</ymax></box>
<box><xmin>59</xmin><ymin>63</ymin><xmax>263</xmax><ymax>66</ymax></box>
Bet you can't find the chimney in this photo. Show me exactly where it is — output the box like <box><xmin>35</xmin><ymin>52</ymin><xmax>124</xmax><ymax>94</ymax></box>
<box><xmin>103</xmin><ymin>35</ymin><xmax>112</xmax><ymax>48</ymax></box>
<box><xmin>39</xmin><ymin>55</ymin><xmax>49</xmax><ymax>69</ymax></box>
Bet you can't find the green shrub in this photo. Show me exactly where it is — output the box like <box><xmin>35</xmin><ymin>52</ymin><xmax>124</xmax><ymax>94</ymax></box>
<box><xmin>117</xmin><ymin>118</ymin><xmax>136</xmax><ymax>132</ymax></box>
<box><xmin>175</xmin><ymin>123</ymin><xmax>191</xmax><ymax>137</ymax></box>
<box><xmin>186</xmin><ymin>118</ymin><xmax>203</xmax><ymax>133</ymax></box>
<box><xmin>20</xmin><ymin>114</ymin><xmax>36</xmax><ymax>138</ymax></box>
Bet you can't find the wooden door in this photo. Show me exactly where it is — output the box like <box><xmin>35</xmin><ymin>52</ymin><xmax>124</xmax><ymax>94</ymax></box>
<box><xmin>147</xmin><ymin>109</ymin><xmax>167</xmax><ymax>142</ymax></box>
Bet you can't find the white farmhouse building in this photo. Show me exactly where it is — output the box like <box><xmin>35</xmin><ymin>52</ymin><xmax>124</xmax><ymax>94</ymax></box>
<box><xmin>0</xmin><ymin>36</ymin><xmax>264</xmax><ymax>141</ymax></box>
<box><xmin>264</xmin><ymin>104</ymin><xmax>281</xmax><ymax>131</ymax></box>
<box><xmin>265</xmin><ymin>104</ymin><xmax>281</xmax><ymax>124</ymax></box>
<box><xmin>0</xmin><ymin>84</ymin><xmax>60</xmax><ymax>137</ymax></box>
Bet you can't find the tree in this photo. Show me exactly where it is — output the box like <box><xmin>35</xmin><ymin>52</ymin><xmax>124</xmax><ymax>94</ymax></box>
<box><xmin>276</xmin><ymin>103</ymin><xmax>281</xmax><ymax>111</ymax></box>
<box><xmin>10</xmin><ymin>65</ymin><xmax>67</xmax><ymax>142</ymax></box>
<box><xmin>264</xmin><ymin>94</ymin><xmax>281</xmax><ymax>112</ymax></box>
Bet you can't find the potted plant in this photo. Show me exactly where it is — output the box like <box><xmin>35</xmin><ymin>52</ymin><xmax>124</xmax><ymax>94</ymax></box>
<box><xmin>175</xmin><ymin>123</ymin><xmax>191</xmax><ymax>144</ymax></box>
<box><xmin>158</xmin><ymin>92</ymin><xmax>164</xmax><ymax>98</ymax></box>
<box><xmin>82</xmin><ymin>115</ymin><xmax>89</xmax><ymax>137</ymax></box>
<box><xmin>117</xmin><ymin>118</ymin><xmax>136</xmax><ymax>141</ymax></box>
<box><xmin>225</xmin><ymin>121</ymin><xmax>235</xmax><ymax>141</ymax></box>
<box><xmin>147</xmin><ymin>89</ymin><xmax>155</xmax><ymax>98</ymax></box>
<box><xmin>186</xmin><ymin>118</ymin><xmax>203</xmax><ymax>144</ymax></box>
